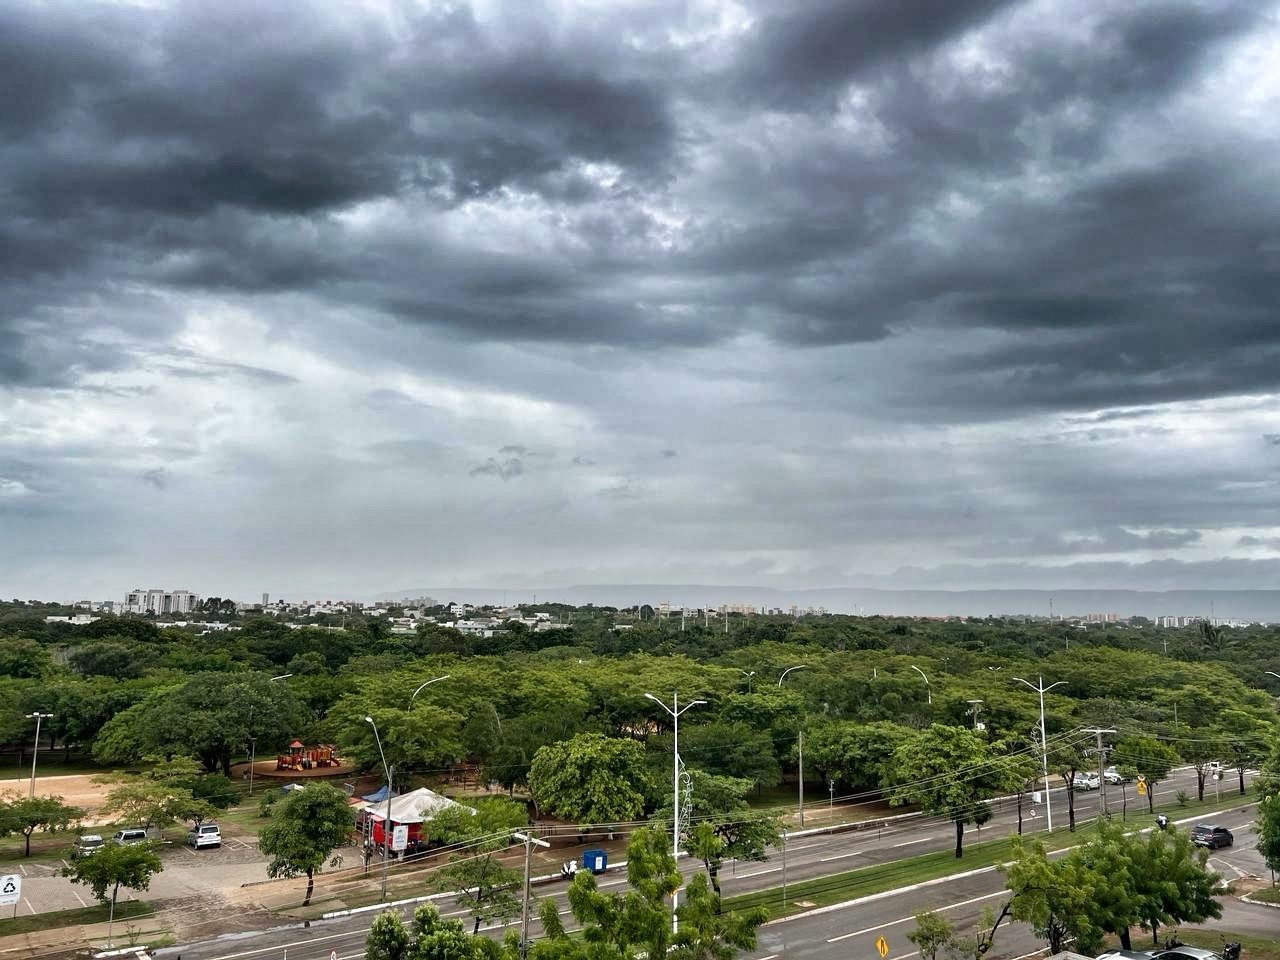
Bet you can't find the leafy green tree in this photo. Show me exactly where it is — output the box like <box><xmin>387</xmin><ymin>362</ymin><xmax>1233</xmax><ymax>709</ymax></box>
<box><xmin>908</xmin><ymin>911</ymin><xmax>955</xmax><ymax>960</ymax></box>
<box><xmin>1047</xmin><ymin>738</ymin><xmax>1091</xmax><ymax>832</ymax></box>
<box><xmin>658</xmin><ymin>771</ymin><xmax>779</xmax><ymax>903</ymax></box>
<box><xmin>1114</xmin><ymin>735</ymin><xmax>1179</xmax><ymax>812</ymax></box>
<box><xmin>1003</xmin><ymin>838</ymin><xmax>1104</xmax><ymax>954</ymax></box>
<box><xmin>805</xmin><ymin>719</ymin><xmax>913</xmax><ymax>791</ymax></box>
<box><xmin>61</xmin><ymin>841</ymin><xmax>163</xmax><ymax>943</ymax></box>
<box><xmin>365</xmin><ymin>910</ymin><xmax>412</xmax><ymax>960</ymax></box>
<box><xmin>258</xmin><ymin>783</ymin><xmax>353</xmax><ymax>905</ymax></box>
<box><xmin>428</xmin><ymin>798</ymin><xmax>527</xmax><ymax>935</ymax></box>
<box><xmin>889</xmin><ymin>725</ymin><xmax>1015</xmax><ymax>857</ymax></box>
<box><xmin>0</xmin><ymin>638</ymin><xmax>54</xmax><ymax>678</ymax></box>
<box><xmin>672</xmin><ymin>872</ymin><xmax>768</xmax><ymax>960</ymax></box>
<box><xmin>528</xmin><ymin>733</ymin><xmax>648</xmax><ymax>824</ymax></box>
<box><xmin>565</xmin><ymin>826</ymin><xmax>681</xmax><ymax>960</ymax></box>
<box><xmin>0</xmin><ymin>794</ymin><xmax>84</xmax><ymax>856</ymax></box>
<box><xmin>1128</xmin><ymin>824</ymin><xmax>1224</xmax><ymax>945</ymax></box>
<box><xmin>1215</xmin><ymin>709</ymin><xmax>1273</xmax><ymax>796</ymax></box>
<box><xmin>1071</xmin><ymin>821</ymin><xmax>1143</xmax><ymax>950</ymax></box>
<box><xmin>99</xmin><ymin>780</ymin><xmax>214</xmax><ymax>831</ymax></box>
<box><xmin>1257</xmin><ymin>793</ymin><xmax>1280</xmax><ymax>882</ymax></box>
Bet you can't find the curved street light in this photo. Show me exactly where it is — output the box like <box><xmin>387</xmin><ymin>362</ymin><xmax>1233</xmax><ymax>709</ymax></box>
<box><xmin>247</xmin><ymin>674</ymin><xmax>293</xmax><ymax>797</ymax></box>
<box><xmin>644</xmin><ymin>691</ymin><xmax>706</xmax><ymax>933</ymax></box>
<box><xmin>778</xmin><ymin>665</ymin><xmax>809</xmax><ymax>826</ymax></box>
<box><xmin>409</xmin><ymin>674</ymin><xmax>451</xmax><ymax>708</ymax></box>
<box><xmin>910</xmin><ymin>665</ymin><xmax>932</xmax><ymax>705</ymax></box>
<box><xmin>1013</xmin><ymin>675</ymin><xmax>1066</xmax><ymax>832</ymax></box>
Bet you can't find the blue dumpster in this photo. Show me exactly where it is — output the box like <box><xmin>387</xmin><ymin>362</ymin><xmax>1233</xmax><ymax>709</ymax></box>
<box><xmin>582</xmin><ymin>849</ymin><xmax>608</xmax><ymax>874</ymax></box>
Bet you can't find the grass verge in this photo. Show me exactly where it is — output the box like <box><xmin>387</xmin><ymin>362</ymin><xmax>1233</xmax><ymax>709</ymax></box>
<box><xmin>723</xmin><ymin>794</ymin><xmax>1256</xmax><ymax>920</ymax></box>
<box><xmin>1246</xmin><ymin>884</ymin><xmax>1280</xmax><ymax>905</ymax></box>
<box><xmin>1177</xmin><ymin>930</ymin><xmax>1280</xmax><ymax>960</ymax></box>
<box><xmin>0</xmin><ymin>900</ymin><xmax>151</xmax><ymax>937</ymax></box>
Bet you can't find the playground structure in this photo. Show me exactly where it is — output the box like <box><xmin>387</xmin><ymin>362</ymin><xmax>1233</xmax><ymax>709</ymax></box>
<box><xmin>276</xmin><ymin>740</ymin><xmax>342</xmax><ymax>771</ymax></box>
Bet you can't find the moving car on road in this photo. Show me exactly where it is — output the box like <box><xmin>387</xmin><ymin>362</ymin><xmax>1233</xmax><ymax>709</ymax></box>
<box><xmin>187</xmin><ymin>823</ymin><xmax>222</xmax><ymax>849</ymax></box>
<box><xmin>1189</xmin><ymin>823</ymin><xmax>1233</xmax><ymax>848</ymax></box>
<box><xmin>1103</xmin><ymin>765</ymin><xmax>1132</xmax><ymax>784</ymax></box>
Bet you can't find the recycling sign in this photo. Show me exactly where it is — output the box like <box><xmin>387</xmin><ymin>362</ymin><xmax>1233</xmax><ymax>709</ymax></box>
<box><xmin>0</xmin><ymin>875</ymin><xmax>20</xmax><ymax>907</ymax></box>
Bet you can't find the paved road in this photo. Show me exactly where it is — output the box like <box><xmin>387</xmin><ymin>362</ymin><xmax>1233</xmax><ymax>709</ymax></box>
<box><xmin>157</xmin><ymin>787</ymin><xmax>1263</xmax><ymax>960</ymax></box>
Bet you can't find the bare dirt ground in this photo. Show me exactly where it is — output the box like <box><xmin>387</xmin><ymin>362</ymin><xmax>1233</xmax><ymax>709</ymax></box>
<box><xmin>0</xmin><ymin>774</ymin><xmax>111</xmax><ymax>818</ymax></box>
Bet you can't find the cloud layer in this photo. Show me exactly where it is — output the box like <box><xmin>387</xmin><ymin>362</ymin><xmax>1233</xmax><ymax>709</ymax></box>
<box><xmin>3</xmin><ymin>0</ymin><xmax>1280</xmax><ymax>601</ymax></box>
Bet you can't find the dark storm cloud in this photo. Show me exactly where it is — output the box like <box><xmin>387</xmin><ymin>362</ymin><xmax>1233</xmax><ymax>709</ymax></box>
<box><xmin>3</xmin><ymin>0</ymin><xmax>1276</xmax><ymax>405</ymax></box>
<box><xmin>729</xmin><ymin>0</ymin><xmax>1018</xmax><ymax>107</ymax></box>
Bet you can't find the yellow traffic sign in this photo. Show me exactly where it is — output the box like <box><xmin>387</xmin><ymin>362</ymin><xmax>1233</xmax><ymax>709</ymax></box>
<box><xmin>876</xmin><ymin>935</ymin><xmax>890</xmax><ymax>958</ymax></box>
<box><xmin>1136</xmin><ymin>780</ymin><xmax>1147</xmax><ymax>796</ymax></box>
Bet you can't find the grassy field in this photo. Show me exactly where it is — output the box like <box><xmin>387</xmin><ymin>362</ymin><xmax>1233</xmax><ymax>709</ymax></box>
<box><xmin>1246</xmin><ymin>883</ymin><xmax>1280</xmax><ymax>905</ymax></box>
<box><xmin>1169</xmin><ymin>930</ymin><xmax>1280</xmax><ymax>960</ymax></box>
<box><xmin>0</xmin><ymin>900</ymin><xmax>152</xmax><ymax>937</ymax></box>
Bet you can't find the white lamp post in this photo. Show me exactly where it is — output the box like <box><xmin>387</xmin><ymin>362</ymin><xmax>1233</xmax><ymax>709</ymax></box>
<box><xmin>247</xmin><ymin>675</ymin><xmax>293</xmax><ymax>803</ymax></box>
<box><xmin>26</xmin><ymin>712</ymin><xmax>54</xmax><ymax>797</ymax></box>
<box><xmin>409</xmin><ymin>674</ymin><xmax>451</xmax><ymax>708</ymax></box>
<box><xmin>778</xmin><ymin>666</ymin><xmax>808</xmax><ymax>825</ymax></box>
<box><xmin>910</xmin><ymin>665</ymin><xmax>931</xmax><ymax>705</ymax></box>
<box><xmin>1013</xmin><ymin>675</ymin><xmax>1065</xmax><ymax>832</ymax></box>
<box><xmin>644</xmin><ymin>691</ymin><xmax>705</xmax><ymax>932</ymax></box>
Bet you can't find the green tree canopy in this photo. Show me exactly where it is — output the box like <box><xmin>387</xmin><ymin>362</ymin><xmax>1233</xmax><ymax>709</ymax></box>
<box><xmin>889</xmin><ymin>724</ymin><xmax>1016</xmax><ymax>857</ymax></box>
<box><xmin>528</xmin><ymin>733</ymin><xmax>648</xmax><ymax>825</ymax></box>
<box><xmin>258</xmin><ymin>782</ymin><xmax>353</xmax><ymax>905</ymax></box>
<box><xmin>0</xmin><ymin>794</ymin><xmax>84</xmax><ymax>856</ymax></box>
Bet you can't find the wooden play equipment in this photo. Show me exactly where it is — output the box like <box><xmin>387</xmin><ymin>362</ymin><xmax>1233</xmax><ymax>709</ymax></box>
<box><xmin>276</xmin><ymin>740</ymin><xmax>341</xmax><ymax>771</ymax></box>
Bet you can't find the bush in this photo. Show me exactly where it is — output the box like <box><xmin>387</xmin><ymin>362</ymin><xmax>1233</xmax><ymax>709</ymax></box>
<box><xmin>1176</xmin><ymin>790</ymin><xmax>1190</xmax><ymax>807</ymax></box>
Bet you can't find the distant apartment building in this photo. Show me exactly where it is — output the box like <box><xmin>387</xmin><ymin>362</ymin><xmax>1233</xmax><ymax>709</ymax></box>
<box><xmin>124</xmin><ymin>588</ymin><xmax>200</xmax><ymax>615</ymax></box>
<box><xmin>1083</xmin><ymin>612</ymin><xmax>1119</xmax><ymax>623</ymax></box>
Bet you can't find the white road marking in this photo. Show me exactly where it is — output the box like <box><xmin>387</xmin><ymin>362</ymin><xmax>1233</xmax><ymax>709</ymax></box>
<box><xmin>819</xmin><ymin>850</ymin><xmax>862</xmax><ymax>862</ymax></box>
<box><xmin>893</xmin><ymin>837</ymin><xmax>932</xmax><ymax>848</ymax></box>
<box><xmin>71</xmin><ymin>888</ymin><xmax>87</xmax><ymax>907</ymax></box>
<box><xmin>827</xmin><ymin>890</ymin><xmax>1007</xmax><ymax>942</ymax></box>
<box><xmin>737</xmin><ymin>867</ymin><xmax>782</xmax><ymax>879</ymax></box>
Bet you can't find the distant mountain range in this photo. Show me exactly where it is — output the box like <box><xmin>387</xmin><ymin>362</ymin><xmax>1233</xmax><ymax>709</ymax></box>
<box><xmin>378</xmin><ymin>585</ymin><xmax>1280</xmax><ymax>621</ymax></box>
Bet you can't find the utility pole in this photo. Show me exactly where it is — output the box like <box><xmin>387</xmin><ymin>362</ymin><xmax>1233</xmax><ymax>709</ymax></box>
<box><xmin>1082</xmin><ymin>727</ymin><xmax>1116</xmax><ymax>817</ymax></box>
<box><xmin>514</xmin><ymin>830</ymin><xmax>550</xmax><ymax>957</ymax></box>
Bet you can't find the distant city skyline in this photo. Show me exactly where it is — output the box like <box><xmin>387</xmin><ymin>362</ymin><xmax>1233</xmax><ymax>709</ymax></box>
<box><xmin>3</xmin><ymin>1</ymin><xmax>1280</xmax><ymax>598</ymax></box>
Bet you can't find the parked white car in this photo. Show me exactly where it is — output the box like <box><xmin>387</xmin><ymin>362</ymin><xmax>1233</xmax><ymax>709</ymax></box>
<box><xmin>1072</xmin><ymin>772</ymin><xmax>1101</xmax><ymax>791</ymax></box>
<box><xmin>186</xmin><ymin>823</ymin><xmax>222</xmax><ymax>849</ymax></box>
<box><xmin>1103</xmin><ymin>766</ymin><xmax>1132</xmax><ymax>784</ymax></box>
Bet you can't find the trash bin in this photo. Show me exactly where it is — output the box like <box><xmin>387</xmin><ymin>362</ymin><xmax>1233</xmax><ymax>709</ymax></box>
<box><xmin>582</xmin><ymin>848</ymin><xmax>607</xmax><ymax>873</ymax></box>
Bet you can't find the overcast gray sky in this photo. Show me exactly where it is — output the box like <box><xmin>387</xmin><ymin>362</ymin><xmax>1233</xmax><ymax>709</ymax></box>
<box><xmin>3</xmin><ymin>0</ymin><xmax>1280</xmax><ymax>602</ymax></box>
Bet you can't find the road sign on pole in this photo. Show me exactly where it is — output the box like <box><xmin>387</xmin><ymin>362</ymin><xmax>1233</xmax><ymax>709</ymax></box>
<box><xmin>0</xmin><ymin>874</ymin><xmax>20</xmax><ymax>907</ymax></box>
<box><xmin>876</xmin><ymin>935</ymin><xmax>890</xmax><ymax>958</ymax></box>
<box><xmin>1136</xmin><ymin>777</ymin><xmax>1147</xmax><ymax>797</ymax></box>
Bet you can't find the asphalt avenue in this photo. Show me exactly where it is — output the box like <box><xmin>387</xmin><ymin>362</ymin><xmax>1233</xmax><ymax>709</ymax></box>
<box><xmin>157</xmin><ymin>767</ymin><xmax>1262</xmax><ymax>960</ymax></box>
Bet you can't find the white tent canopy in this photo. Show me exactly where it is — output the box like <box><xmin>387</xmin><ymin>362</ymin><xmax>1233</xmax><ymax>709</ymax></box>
<box><xmin>360</xmin><ymin>787</ymin><xmax>471</xmax><ymax>824</ymax></box>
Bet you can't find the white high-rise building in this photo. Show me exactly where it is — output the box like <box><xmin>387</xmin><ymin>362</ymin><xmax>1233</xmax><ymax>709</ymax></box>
<box><xmin>125</xmin><ymin>588</ymin><xmax>201</xmax><ymax>614</ymax></box>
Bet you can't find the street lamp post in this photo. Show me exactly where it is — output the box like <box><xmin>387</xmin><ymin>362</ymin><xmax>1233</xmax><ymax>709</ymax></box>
<box><xmin>248</xmin><ymin>673</ymin><xmax>293</xmax><ymax>797</ymax></box>
<box><xmin>910</xmin><ymin>665</ymin><xmax>931</xmax><ymax>705</ymax></box>
<box><xmin>644</xmin><ymin>691</ymin><xmax>706</xmax><ymax>933</ymax></box>
<box><xmin>409</xmin><ymin>674</ymin><xmax>451</xmax><ymax>708</ymax></box>
<box><xmin>739</xmin><ymin>670</ymin><xmax>756</xmax><ymax>693</ymax></box>
<box><xmin>514</xmin><ymin>830</ymin><xmax>550</xmax><ymax>957</ymax></box>
<box><xmin>1266</xmin><ymin>671</ymin><xmax>1280</xmax><ymax>680</ymax></box>
<box><xmin>365</xmin><ymin>715</ymin><xmax>396</xmax><ymax>901</ymax></box>
<box><xmin>26</xmin><ymin>712</ymin><xmax>54</xmax><ymax>797</ymax></box>
<box><xmin>778</xmin><ymin>666</ymin><xmax>809</xmax><ymax>826</ymax></box>
<box><xmin>1012</xmin><ymin>675</ymin><xmax>1065</xmax><ymax>832</ymax></box>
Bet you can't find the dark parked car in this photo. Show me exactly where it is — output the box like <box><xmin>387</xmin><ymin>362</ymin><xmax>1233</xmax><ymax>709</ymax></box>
<box><xmin>1190</xmin><ymin>823</ymin><xmax>1233</xmax><ymax>849</ymax></box>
